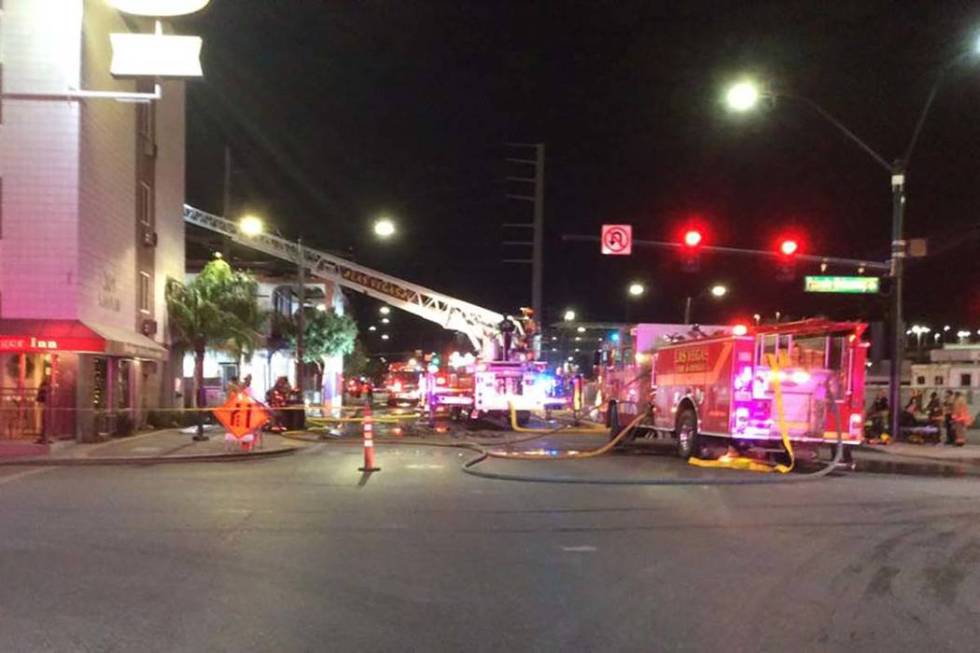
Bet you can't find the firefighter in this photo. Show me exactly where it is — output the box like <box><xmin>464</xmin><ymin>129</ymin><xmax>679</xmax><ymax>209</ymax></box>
<box><xmin>265</xmin><ymin>376</ymin><xmax>291</xmax><ymax>433</ymax></box>
<box><xmin>951</xmin><ymin>393</ymin><xmax>973</xmax><ymax>447</ymax></box>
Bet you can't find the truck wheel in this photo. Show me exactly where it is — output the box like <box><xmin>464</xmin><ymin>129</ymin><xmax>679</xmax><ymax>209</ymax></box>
<box><xmin>675</xmin><ymin>409</ymin><xmax>700</xmax><ymax>459</ymax></box>
<box><xmin>516</xmin><ymin>411</ymin><xmax>531</xmax><ymax>427</ymax></box>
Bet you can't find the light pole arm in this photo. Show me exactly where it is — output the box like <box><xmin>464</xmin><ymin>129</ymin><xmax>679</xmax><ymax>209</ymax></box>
<box><xmin>776</xmin><ymin>92</ymin><xmax>893</xmax><ymax>173</ymax></box>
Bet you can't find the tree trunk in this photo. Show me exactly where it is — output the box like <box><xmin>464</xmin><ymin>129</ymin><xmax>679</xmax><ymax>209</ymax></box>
<box><xmin>193</xmin><ymin>345</ymin><xmax>207</xmax><ymax>440</ymax></box>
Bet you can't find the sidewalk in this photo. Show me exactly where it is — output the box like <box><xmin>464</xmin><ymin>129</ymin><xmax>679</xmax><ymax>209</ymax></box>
<box><xmin>0</xmin><ymin>426</ymin><xmax>304</xmax><ymax>465</ymax></box>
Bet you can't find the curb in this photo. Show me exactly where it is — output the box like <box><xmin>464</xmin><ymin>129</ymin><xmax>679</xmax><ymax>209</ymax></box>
<box><xmin>856</xmin><ymin>444</ymin><xmax>980</xmax><ymax>467</ymax></box>
<box><xmin>0</xmin><ymin>445</ymin><xmax>298</xmax><ymax>467</ymax></box>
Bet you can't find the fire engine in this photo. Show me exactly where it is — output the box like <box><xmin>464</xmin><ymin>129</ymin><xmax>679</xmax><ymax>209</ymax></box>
<box><xmin>184</xmin><ymin>205</ymin><xmax>562</xmax><ymax>425</ymax></box>
<box><xmin>614</xmin><ymin>320</ymin><xmax>868</xmax><ymax>459</ymax></box>
<box><xmin>384</xmin><ymin>361</ymin><xmax>424</xmax><ymax>407</ymax></box>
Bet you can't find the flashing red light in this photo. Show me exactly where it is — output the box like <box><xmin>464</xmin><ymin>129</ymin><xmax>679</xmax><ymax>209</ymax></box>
<box><xmin>779</xmin><ymin>239</ymin><xmax>799</xmax><ymax>256</ymax></box>
<box><xmin>436</xmin><ymin>376</ymin><xmax>447</xmax><ymax>386</ymax></box>
<box><xmin>732</xmin><ymin>324</ymin><xmax>749</xmax><ymax>336</ymax></box>
<box><xmin>683</xmin><ymin>230</ymin><xmax>703</xmax><ymax>248</ymax></box>
<box><xmin>390</xmin><ymin>381</ymin><xmax>402</xmax><ymax>393</ymax></box>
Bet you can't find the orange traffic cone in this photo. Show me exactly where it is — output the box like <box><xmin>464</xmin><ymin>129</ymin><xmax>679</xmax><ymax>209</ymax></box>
<box><xmin>359</xmin><ymin>404</ymin><xmax>381</xmax><ymax>472</ymax></box>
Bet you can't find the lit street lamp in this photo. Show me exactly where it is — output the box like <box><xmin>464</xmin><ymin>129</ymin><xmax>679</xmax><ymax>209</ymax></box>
<box><xmin>239</xmin><ymin>214</ymin><xmax>264</xmax><ymax>237</ymax></box>
<box><xmin>722</xmin><ymin>40</ymin><xmax>979</xmax><ymax>446</ymax></box>
<box><xmin>628</xmin><ymin>282</ymin><xmax>646</xmax><ymax>297</ymax></box>
<box><xmin>685</xmin><ymin>283</ymin><xmax>728</xmax><ymax>324</ymax></box>
<box><xmin>724</xmin><ymin>80</ymin><xmax>762</xmax><ymax>112</ymax></box>
<box><xmin>374</xmin><ymin>217</ymin><xmax>396</xmax><ymax>238</ymax></box>
<box><xmin>563</xmin><ymin>309</ymin><xmax>576</xmax><ymax>322</ymax></box>
<box><xmin>379</xmin><ymin>306</ymin><xmax>391</xmax><ymax>315</ymax></box>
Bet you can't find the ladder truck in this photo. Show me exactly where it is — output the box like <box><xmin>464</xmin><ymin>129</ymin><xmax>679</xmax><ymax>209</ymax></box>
<box><xmin>183</xmin><ymin>205</ymin><xmax>560</xmax><ymax>424</ymax></box>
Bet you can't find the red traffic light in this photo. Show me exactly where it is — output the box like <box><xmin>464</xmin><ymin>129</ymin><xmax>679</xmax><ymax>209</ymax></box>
<box><xmin>779</xmin><ymin>239</ymin><xmax>799</xmax><ymax>256</ymax></box>
<box><xmin>683</xmin><ymin>229</ymin><xmax>703</xmax><ymax>248</ymax></box>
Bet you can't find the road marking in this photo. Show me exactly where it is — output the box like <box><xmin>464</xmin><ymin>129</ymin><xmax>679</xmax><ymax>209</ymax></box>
<box><xmin>131</xmin><ymin>447</ymin><xmax>162</xmax><ymax>453</ymax></box>
<box><xmin>561</xmin><ymin>545</ymin><xmax>598</xmax><ymax>552</ymax></box>
<box><xmin>0</xmin><ymin>467</ymin><xmax>54</xmax><ymax>486</ymax></box>
<box><xmin>405</xmin><ymin>464</ymin><xmax>445</xmax><ymax>470</ymax></box>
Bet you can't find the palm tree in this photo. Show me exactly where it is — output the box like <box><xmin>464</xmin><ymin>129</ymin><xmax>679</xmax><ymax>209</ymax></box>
<box><xmin>165</xmin><ymin>258</ymin><xmax>263</xmax><ymax>440</ymax></box>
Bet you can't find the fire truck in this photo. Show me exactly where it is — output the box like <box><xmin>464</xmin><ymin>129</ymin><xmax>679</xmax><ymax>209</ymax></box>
<box><xmin>384</xmin><ymin>361</ymin><xmax>424</xmax><ymax>407</ymax></box>
<box><xmin>620</xmin><ymin>320</ymin><xmax>868</xmax><ymax>459</ymax></box>
<box><xmin>184</xmin><ymin>205</ymin><xmax>561</xmax><ymax>425</ymax></box>
<box><xmin>592</xmin><ymin>323</ymin><xmax>731</xmax><ymax>425</ymax></box>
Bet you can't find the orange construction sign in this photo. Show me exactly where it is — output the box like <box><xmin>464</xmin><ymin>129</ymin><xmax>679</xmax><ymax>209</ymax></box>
<box><xmin>213</xmin><ymin>393</ymin><xmax>270</xmax><ymax>438</ymax></box>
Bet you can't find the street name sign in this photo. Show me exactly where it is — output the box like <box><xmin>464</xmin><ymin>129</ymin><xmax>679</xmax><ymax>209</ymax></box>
<box><xmin>213</xmin><ymin>393</ymin><xmax>270</xmax><ymax>438</ymax></box>
<box><xmin>601</xmin><ymin>224</ymin><xmax>632</xmax><ymax>255</ymax></box>
<box><xmin>804</xmin><ymin>276</ymin><xmax>880</xmax><ymax>294</ymax></box>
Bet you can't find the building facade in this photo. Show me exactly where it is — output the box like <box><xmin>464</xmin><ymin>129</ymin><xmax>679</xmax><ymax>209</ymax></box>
<box><xmin>0</xmin><ymin>0</ymin><xmax>186</xmax><ymax>440</ymax></box>
<box><xmin>911</xmin><ymin>344</ymin><xmax>979</xmax><ymax>425</ymax></box>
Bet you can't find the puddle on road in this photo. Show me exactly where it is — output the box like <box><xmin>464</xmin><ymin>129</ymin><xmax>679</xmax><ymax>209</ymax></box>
<box><xmin>854</xmin><ymin>459</ymin><xmax>980</xmax><ymax>478</ymax></box>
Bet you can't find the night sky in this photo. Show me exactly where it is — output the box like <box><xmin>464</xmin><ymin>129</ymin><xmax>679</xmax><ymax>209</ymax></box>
<box><xmin>183</xmin><ymin>1</ymin><xmax>980</xmax><ymax>356</ymax></box>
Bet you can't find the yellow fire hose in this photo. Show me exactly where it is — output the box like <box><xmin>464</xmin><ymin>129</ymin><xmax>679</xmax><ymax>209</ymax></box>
<box><xmin>688</xmin><ymin>351</ymin><xmax>795</xmax><ymax>473</ymax></box>
<box><xmin>507</xmin><ymin>403</ymin><xmax>607</xmax><ymax>434</ymax></box>
<box><xmin>491</xmin><ymin>410</ymin><xmax>647</xmax><ymax>460</ymax></box>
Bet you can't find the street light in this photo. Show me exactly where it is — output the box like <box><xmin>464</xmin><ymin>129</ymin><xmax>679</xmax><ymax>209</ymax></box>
<box><xmin>368</xmin><ymin>325</ymin><xmax>377</xmax><ymax>332</ymax></box>
<box><xmin>374</xmin><ymin>217</ymin><xmax>396</xmax><ymax>238</ymax></box>
<box><xmin>685</xmin><ymin>283</ymin><xmax>729</xmax><ymax>324</ymax></box>
<box><xmin>239</xmin><ymin>214</ymin><xmax>264</xmax><ymax>237</ymax></box>
<box><xmin>628</xmin><ymin>282</ymin><xmax>645</xmax><ymax>297</ymax></box>
<box><xmin>724</xmin><ymin>80</ymin><xmax>762</xmax><ymax>112</ymax></box>
<box><xmin>563</xmin><ymin>309</ymin><xmax>576</xmax><ymax>322</ymax></box>
<box><xmin>379</xmin><ymin>306</ymin><xmax>391</xmax><ymax>315</ymax></box>
<box><xmin>381</xmin><ymin>334</ymin><xmax>390</xmax><ymax>341</ymax></box>
<box><xmin>381</xmin><ymin>317</ymin><xmax>390</xmax><ymax>325</ymax></box>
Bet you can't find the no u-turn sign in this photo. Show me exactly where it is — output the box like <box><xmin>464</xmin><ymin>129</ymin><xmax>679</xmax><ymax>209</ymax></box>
<box><xmin>601</xmin><ymin>224</ymin><xmax>632</xmax><ymax>255</ymax></box>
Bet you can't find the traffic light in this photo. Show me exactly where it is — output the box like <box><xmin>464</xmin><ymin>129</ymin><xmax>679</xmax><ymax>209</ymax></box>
<box><xmin>775</xmin><ymin>236</ymin><xmax>800</xmax><ymax>280</ymax></box>
<box><xmin>681</xmin><ymin>229</ymin><xmax>703</xmax><ymax>272</ymax></box>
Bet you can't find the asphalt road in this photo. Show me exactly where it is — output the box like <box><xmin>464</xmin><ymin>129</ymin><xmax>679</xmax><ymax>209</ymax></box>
<box><xmin>1</xmin><ymin>423</ymin><xmax>979</xmax><ymax>652</ymax></box>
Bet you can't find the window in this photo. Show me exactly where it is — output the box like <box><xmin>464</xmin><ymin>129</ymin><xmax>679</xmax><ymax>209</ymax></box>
<box><xmin>138</xmin><ymin>182</ymin><xmax>152</xmax><ymax>226</ymax></box>
<box><xmin>934</xmin><ymin>376</ymin><xmax>944</xmax><ymax>386</ymax></box>
<box><xmin>961</xmin><ymin>373</ymin><xmax>973</xmax><ymax>388</ymax></box>
<box><xmin>139</xmin><ymin>272</ymin><xmax>151</xmax><ymax>313</ymax></box>
<box><xmin>916</xmin><ymin>376</ymin><xmax>926</xmax><ymax>386</ymax></box>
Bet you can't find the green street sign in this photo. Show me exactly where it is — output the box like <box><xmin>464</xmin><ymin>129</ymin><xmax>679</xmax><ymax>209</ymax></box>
<box><xmin>804</xmin><ymin>276</ymin><xmax>880</xmax><ymax>294</ymax></box>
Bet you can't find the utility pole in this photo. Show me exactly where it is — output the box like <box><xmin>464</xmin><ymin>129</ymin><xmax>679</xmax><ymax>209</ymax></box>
<box><xmin>296</xmin><ymin>237</ymin><xmax>305</xmax><ymax>396</ymax></box>
<box><xmin>504</xmin><ymin>143</ymin><xmax>546</xmax><ymax>356</ymax></box>
<box><xmin>222</xmin><ymin>145</ymin><xmax>232</xmax><ymax>217</ymax></box>
<box><xmin>888</xmin><ymin>163</ymin><xmax>906</xmax><ymax>449</ymax></box>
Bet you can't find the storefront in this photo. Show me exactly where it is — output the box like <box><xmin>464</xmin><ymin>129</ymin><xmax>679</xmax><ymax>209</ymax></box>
<box><xmin>0</xmin><ymin>320</ymin><xmax>168</xmax><ymax>441</ymax></box>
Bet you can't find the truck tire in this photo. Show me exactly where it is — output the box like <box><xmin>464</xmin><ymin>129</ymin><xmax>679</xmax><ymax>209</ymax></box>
<box><xmin>516</xmin><ymin>411</ymin><xmax>531</xmax><ymax>427</ymax></box>
<box><xmin>675</xmin><ymin>409</ymin><xmax>700</xmax><ymax>459</ymax></box>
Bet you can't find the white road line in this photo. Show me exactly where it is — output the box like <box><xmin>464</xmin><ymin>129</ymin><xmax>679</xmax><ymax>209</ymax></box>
<box><xmin>561</xmin><ymin>545</ymin><xmax>598</xmax><ymax>552</ymax></box>
<box><xmin>0</xmin><ymin>467</ymin><xmax>54</xmax><ymax>486</ymax></box>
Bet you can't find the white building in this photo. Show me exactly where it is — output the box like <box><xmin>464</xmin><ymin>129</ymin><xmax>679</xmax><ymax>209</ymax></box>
<box><xmin>911</xmin><ymin>344</ymin><xmax>979</xmax><ymax>424</ymax></box>
<box><xmin>182</xmin><ymin>275</ymin><xmax>348</xmax><ymax>410</ymax></box>
<box><xmin>0</xmin><ymin>1</ymin><xmax>187</xmax><ymax>440</ymax></box>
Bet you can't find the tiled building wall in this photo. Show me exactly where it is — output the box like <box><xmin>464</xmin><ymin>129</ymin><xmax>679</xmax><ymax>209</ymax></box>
<box><xmin>0</xmin><ymin>0</ymin><xmax>84</xmax><ymax>319</ymax></box>
<box><xmin>77</xmin><ymin>0</ymin><xmax>139</xmax><ymax>331</ymax></box>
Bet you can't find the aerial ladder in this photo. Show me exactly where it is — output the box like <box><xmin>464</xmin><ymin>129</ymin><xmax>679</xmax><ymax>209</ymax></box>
<box><xmin>182</xmin><ymin>205</ymin><xmax>521</xmax><ymax>362</ymax></box>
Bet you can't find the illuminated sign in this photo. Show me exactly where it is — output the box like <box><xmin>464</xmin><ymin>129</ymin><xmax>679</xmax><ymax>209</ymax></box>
<box><xmin>0</xmin><ymin>336</ymin><xmax>105</xmax><ymax>353</ymax></box>
<box><xmin>804</xmin><ymin>276</ymin><xmax>880</xmax><ymax>294</ymax></box>
<box><xmin>110</xmin><ymin>33</ymin><xmax>203</xmax><ymax>78</ymax></box>
<box><xmin>110</xmin><ymin>0</ymin><xmax>211</xmax><ymax>16</ymax></box>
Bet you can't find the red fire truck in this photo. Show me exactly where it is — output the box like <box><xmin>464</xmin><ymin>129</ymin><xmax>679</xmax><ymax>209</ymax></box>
<box><xmin>612</xmin><ymin>320</ymin><xmax>868</xmax><ymax>460</ymax></box>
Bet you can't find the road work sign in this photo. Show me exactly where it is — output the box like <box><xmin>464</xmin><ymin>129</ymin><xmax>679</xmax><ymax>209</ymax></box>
<box><xmin>601</xmin><ymin>224</ymin><xmax>632</xmax><ymax>255</ymax></box>
<box><xmin>213</xmin><ymin>393</ymin><xmax>270</xmax><ymax>438</ymax></box>
<box><xmin>804</xmin><ymin>276</ymin><xmax>880</xmax><ymax>294</ymax></box>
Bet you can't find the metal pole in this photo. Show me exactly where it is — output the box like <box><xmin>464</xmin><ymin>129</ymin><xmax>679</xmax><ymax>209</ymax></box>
<box><xmin>532</xmin><ymin>144</ymin><xmax>545</xmax><ymax>322</ymax></box>
<box><xmin>296</xmin><ymin>237</ymin><xmax>305</xmax><ymax>396</ymax></box>
<box><xmin>683</xmin><ymin>296</ymin><xmax>693</xmax><ymax>325</ymax></box>
<box><xmin>223</xmin><ymin>145</ymin><xmax>232</xmax><ymax>217</ymax></box>
<box><xmin>888</xmin><ymin>164</ymin><xmax>906</xmax><ymax>441</ymax></box>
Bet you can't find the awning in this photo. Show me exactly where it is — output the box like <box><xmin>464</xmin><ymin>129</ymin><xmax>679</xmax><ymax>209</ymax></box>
<box><xmin>0</xmin><ymin>319</ymin><xmax>167</xmax><ymax>360</ymax></box>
